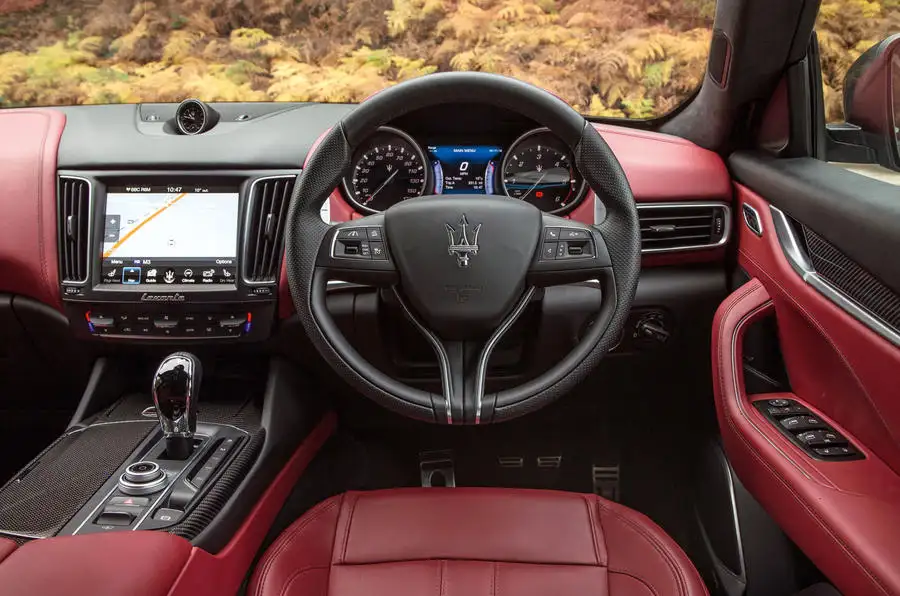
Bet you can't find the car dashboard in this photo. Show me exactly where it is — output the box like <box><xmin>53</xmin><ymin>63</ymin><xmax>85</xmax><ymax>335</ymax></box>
<box><xmin>0</xmin><ymin>99</ymin><xmax>733</xmax><ymax>358</ymax></box>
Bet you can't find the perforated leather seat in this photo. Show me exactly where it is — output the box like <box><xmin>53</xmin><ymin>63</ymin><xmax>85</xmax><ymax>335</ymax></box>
<box><xmin>251</xmin><ymin>488</ymin><xmax>707</xmax><ymax>596</ymax></box>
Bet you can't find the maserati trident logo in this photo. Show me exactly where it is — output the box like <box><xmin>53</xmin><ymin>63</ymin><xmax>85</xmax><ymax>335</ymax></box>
<box><xmin>445</xmin><ymin>214</ymin><xmax>482</xmax><ymax>268</ymax></box>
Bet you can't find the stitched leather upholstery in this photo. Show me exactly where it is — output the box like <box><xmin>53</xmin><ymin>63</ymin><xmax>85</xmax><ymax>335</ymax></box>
<box><xmin>251</xmin><ymin>488</ymin><xmax>707</xmax><ymax>596</ymax></box>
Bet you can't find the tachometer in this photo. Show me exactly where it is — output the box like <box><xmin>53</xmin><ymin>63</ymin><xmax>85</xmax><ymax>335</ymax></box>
<box><xmin>501</xmin><ymin>128</ymin><xmax>584</xmax><ymax>213</ymax></box>
<box><xmin>343</xmin><ymin>127</ymin><xmax>429</xmax><ymax>213</ymax></box>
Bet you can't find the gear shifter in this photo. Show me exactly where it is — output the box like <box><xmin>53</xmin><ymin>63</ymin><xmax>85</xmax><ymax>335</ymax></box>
<box><xmin>152</xmin><ymin>352</ymin><xmax>202</xmax><ymax>460</ymax></box>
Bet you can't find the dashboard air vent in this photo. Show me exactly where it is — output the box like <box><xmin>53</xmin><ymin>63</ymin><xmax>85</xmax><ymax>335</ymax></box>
<box><xmin>637</xmin><ymin>203</ymin><xmax>730</xmax><ymax>253</ymax></box>
<box><xmin>244</xmin><ymin>176</ymin><xmax>295</xmax><ymax>283</ymax></box>
<box><xmin>58</xmin><ymin>177</ymin><xmax>91</xmax><ymax>283</ymax></box>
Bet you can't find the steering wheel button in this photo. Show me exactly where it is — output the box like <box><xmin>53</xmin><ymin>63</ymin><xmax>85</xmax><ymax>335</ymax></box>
<box><xmin>561</xmin><ymin>228</ymin><xmax>590</xmax><ymax>240</ymax></box>
<box><xmin>367</xmin><ymin>227</ymin><xmax>384</xmax><ymax>240</ymax></box>
<box><xmin>541</xmin><ymin>242</ymin><xmax>557</xmax><ymax>260</ymax></box>
<box><xmin>556</xmin><ymin>242</ymin><xmax>568</xmax><ymax>259</ymax></box>
<box><xmin>337</xmin><ymin>228</ymin><xmax>366</xmax><ymax>240</ymax></box>
<box><xmin>370</xmin><ymin>241</ymin><xmax>387</xmax><ymax>260</ymax></box>
<box><xmin>544</xmin><ymin>228</ymin><xmax>561</xmax><ymax>241</ymax></box>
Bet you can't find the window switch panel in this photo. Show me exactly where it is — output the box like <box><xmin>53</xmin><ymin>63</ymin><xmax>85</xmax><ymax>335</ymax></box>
<box><xmin>753</xmin><ymin>398</ymin><xmax>863</xmax><ymax>462</ymax></box>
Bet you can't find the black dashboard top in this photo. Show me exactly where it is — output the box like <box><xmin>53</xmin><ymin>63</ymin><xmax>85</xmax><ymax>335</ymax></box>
<box><xmin>55</xmin><ymin>102</ymin><xmax>549</xmax><ymax>171</ymax></box>
<box><xmin>56</xmin><ymin>102</ymin><xmax>354</xmax><ymax>170</ymax></box>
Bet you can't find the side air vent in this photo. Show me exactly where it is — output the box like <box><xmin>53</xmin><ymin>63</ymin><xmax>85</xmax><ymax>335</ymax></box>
<box><xmin>244</xmin><ymin>176</ymin><xmax>295</xmax><ymax>283</ymax></box>
<box><xmin>58</xmin><ymin>177</ymin><xmax>91</xmax><ymax>283</ymax></box>
<box><xmin>637</xmin><ymin>203</ymin><xmax>731</xmax><ymax>253</ymax></box>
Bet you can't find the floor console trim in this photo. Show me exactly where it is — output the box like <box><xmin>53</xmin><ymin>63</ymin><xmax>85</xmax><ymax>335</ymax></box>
<box><xmin>167</xmin><ymin>412</ymin><xmax>336</xmax><ymax>596</ymax></box>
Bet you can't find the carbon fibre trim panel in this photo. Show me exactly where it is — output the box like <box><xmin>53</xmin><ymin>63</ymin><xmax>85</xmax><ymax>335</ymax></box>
<box><xmin>0</xmin><ymin>421</ymin><xmax>154</xmax><ymax>540</ymax></box>
<box><xmin>801</xmin><ymin>225</ymin><xmax>900</xmax><ymax>333</ymax></box>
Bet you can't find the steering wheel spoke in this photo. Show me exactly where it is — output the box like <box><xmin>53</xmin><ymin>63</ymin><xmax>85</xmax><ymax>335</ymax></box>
<box><xmin>393</xmin><ymin>286</ymin><xmax>536</xmax><ymax>424</ymax></box>
<box><xmin>316</xmin><ymin>214</ymin><xmax>398</xmax><ymax>286</ymax></box>
<box><xmin>527</xmin><ymin>213</ymin><xmax>612</xmax><ymax>287</ymax></box>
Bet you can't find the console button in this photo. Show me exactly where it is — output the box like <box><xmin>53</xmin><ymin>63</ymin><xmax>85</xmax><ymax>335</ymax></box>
<box><xmin>135</xmin><ymin>314</ymin><xmax>152</xmax><ymax>323</ymax></box>
<box><xmin>216</xmin><ymin>438</ymin><xmax>235</xmax><ymax>456</ymax></box>
<box><xmin>153</xmin><ymin>508</ymin><xmax>184</xmax><ymax>523</ymax></box>
<box><xmin>118</xmin><ymin>325</ymin><xmax>135</xmax><ymax>335</ymax></box>
<box><xmin>219</xmin><ymin>314</ymin><xmax>247</xmax><ymax>328</ymax></box>
<box><xmin>137</xmin><ymin>325</ymin><xmax>153</xmax><ymax>335</ymax></box>
<box><xmin>95</xmin><ymin>510</ymin><xmax>135</xmax><ymax>527</ymax></box>
<box><xmin>109</xmin><ymin>496</ymin><xmax>150</xmax><ymax>506</ymax></box>
<box><xmin>544</xmin><ymin>228</ymin><xmax>561</xmax><ymax>241</ymax></box>
<box><xmin>768</xmin><ymin>398</ymin><xmax>791</xmax><ymax>407</ymax></box>
<box><xmin>88</xmin><ymin>314</ymin><xmax>115</xmax><ymax>329</ymax></box>
<box><xmin>780</xmin><ymin>415</ymin><xmax>828</xmax><ymax>432</ymax></box>
<box><xmin>203</xmin><ymin>325</ymin><xmax>219</xmax><ymax>337</ymax></box>
<box><xmin>154</xmin><ymin>318</ymin><xmax>179</xmax><ymax>329</ymax></box>
<box><xmin>182</xmin><ymin>326</ymin><xmax>200</xmax><ymax>337</ymax></box>
<box><xmin>182</xmin><ymin>314</ymin><xmax>198</xmax><ymax>324</ymax></box>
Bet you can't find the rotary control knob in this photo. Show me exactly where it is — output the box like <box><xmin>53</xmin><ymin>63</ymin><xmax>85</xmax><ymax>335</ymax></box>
<box><xmin>633</xmin><ymin>312</ymin><xmax>671</xmax><ymax>347</ymax></box>
<box><xmin>119</xmin><ymin>461</ymin><xmax>167</xmax><ymax>495</ymax></box>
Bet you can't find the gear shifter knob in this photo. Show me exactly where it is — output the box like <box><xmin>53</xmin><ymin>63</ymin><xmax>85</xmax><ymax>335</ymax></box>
<box><xmin>152</xmin><ymin>352</ymin><xmax>202</xmax><ymax>459</ymax></box>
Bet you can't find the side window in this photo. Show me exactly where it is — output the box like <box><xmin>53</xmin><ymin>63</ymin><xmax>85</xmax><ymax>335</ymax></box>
<box><xmin>815</xmin><ymin>3</ymin><xmax>899</xmax><ymax>180</ymax></box>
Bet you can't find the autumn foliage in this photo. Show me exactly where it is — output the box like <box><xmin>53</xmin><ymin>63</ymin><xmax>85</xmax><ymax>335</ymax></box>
<box><xmin>0</xmin><ymin>0</ymin><xmax>896</xmax><ymax>120</ymax></box>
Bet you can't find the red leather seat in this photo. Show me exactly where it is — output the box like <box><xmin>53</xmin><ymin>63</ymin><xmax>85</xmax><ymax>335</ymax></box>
<box><xmin>251</xmin><ymin>488</ymin><xmax>707</xmax><ymax>596</ymax></box>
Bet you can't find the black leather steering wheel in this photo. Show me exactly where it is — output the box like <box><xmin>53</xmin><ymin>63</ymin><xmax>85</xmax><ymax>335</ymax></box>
<box><xmin>286</xmin><ymin>72</ymin><xmax>640</xmax><ymax>424</ymax></box>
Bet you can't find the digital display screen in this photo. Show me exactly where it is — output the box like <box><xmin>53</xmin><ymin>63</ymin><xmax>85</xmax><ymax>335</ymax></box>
<box><xmin>427</xmin><ymin>145</ymin><xmax>502</xmax><ymax>194</ymax></box>
<box><xmin>100</xmin><ymin>184</ymin><xmax>239</xmax><ymax>286</ymax></box>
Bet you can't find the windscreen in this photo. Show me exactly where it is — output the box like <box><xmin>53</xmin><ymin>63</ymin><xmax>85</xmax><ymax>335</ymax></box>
<box><xmin>0</xmin><ymin>0</ymin><xmax>719</xmax><ymax>119</ymax></box>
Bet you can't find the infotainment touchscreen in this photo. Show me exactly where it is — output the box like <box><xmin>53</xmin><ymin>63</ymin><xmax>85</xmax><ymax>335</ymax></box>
<box><xmin>100</xmin><ymin>183</ymin><xmax>239</xmax><ymax>286</ymax></box>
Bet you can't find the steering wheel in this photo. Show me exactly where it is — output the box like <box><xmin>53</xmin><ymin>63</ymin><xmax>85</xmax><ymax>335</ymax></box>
<box><xmin>285</xmin><ymin>72</ymin><xmax>640</xmax><ymax>425</ymax></box>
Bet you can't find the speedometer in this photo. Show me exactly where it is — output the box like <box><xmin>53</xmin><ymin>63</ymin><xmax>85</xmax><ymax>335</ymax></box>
<box><xmin>343</xmin><ymin>127</ymin><xmax>429</xmax><ymax>213</ymax></box>
<box><xmin>501</xmin><ymin>128</ymin><xmax>585</xmax><ymax>213</ymax></box>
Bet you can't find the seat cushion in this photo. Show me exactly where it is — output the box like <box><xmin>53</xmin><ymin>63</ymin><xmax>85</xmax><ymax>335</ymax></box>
<box><xmin>251</xmin><ymin>488</ymin><xmax>707</xmax><ymax>596</ymax></box>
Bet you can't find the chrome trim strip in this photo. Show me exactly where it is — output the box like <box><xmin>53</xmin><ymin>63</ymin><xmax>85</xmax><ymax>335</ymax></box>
<box><xmin>474</xmin><ymin>286</ymin><xmax>537</xmax><ymax>424</ymax></box>
<box><xmin>769</xmin><ymin>206</ymin><xmax>900</xmax><ymax>347</ymax></box>
<box><xmin>241</xmin><ymin>174</ymin><xmax>298</xmax><ymax>286</ymax></box>
<box><xmin>636</xmin><ymin>201</ymin><xmax>732</xmax><ymax>254</ymax></box>
<box><xmin>392</xmin><ymin>287</ymin><xmax>454</xmax><ymax>425</ymax></box>
<box><xmin>58</xmin><ymin>175</ymin><xmax>94</xmax><ymax>286</ymax></box>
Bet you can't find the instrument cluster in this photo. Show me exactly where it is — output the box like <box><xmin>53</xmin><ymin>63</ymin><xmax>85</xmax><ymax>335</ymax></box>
<box><xmin>342</xmin><ymin>126</ymin><xmax>587</xmax><ymax>214</ymax></box>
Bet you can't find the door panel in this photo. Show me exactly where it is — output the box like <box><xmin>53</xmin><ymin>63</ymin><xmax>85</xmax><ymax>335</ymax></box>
<box><xmin>714</xmin><ymin>154</ymin><xmax>900</xmax><ymax>596</ymax></box>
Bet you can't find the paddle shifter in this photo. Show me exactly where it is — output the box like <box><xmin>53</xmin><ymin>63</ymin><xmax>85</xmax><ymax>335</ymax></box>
<box><xmin>152</xmin><ymin>352</ymin><xmax>202</xmax><ymax>460</ymax></box>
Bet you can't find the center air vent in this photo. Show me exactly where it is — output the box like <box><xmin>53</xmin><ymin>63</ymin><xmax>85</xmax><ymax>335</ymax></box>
<box><xmin>244</xmin><ymin>176</ymin><xmax>295</xmax><ymax>283</ymax></box>
<box><xmin>637</xmin><ymin>203</ymin><xmax>730</xmax><ymax>253</ymax></box>
<box><xmin>58</xmin><ymin>176</ymin><xmax>91</xmax><ymax>283</ymax></box>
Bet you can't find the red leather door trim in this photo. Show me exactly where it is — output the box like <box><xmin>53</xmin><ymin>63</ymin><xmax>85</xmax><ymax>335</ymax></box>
<box><xmin>0</xmin><ymin>109</ymin><xmax>66</xmax><ymax>311</ymax></box>
<box><xmin>736</xmin><ymin>185</ymin><xmax>900</xmax><ymax>474</ymax></box>
<box><xmin>168</xmin><ymin>412</ymin><xmax>337</xmax><ymax>596</ymax></box>
<box><xmin>713</xmin><ymin>277</ymin><xmax>900</xmax><ymax>596</ymax></box>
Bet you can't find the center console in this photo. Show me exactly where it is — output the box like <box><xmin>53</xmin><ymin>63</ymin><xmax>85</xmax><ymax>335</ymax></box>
<box><xmin>57</xmin><ymin>170</ymin><xmax>298</xmax><ymax>342</ymax></box>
